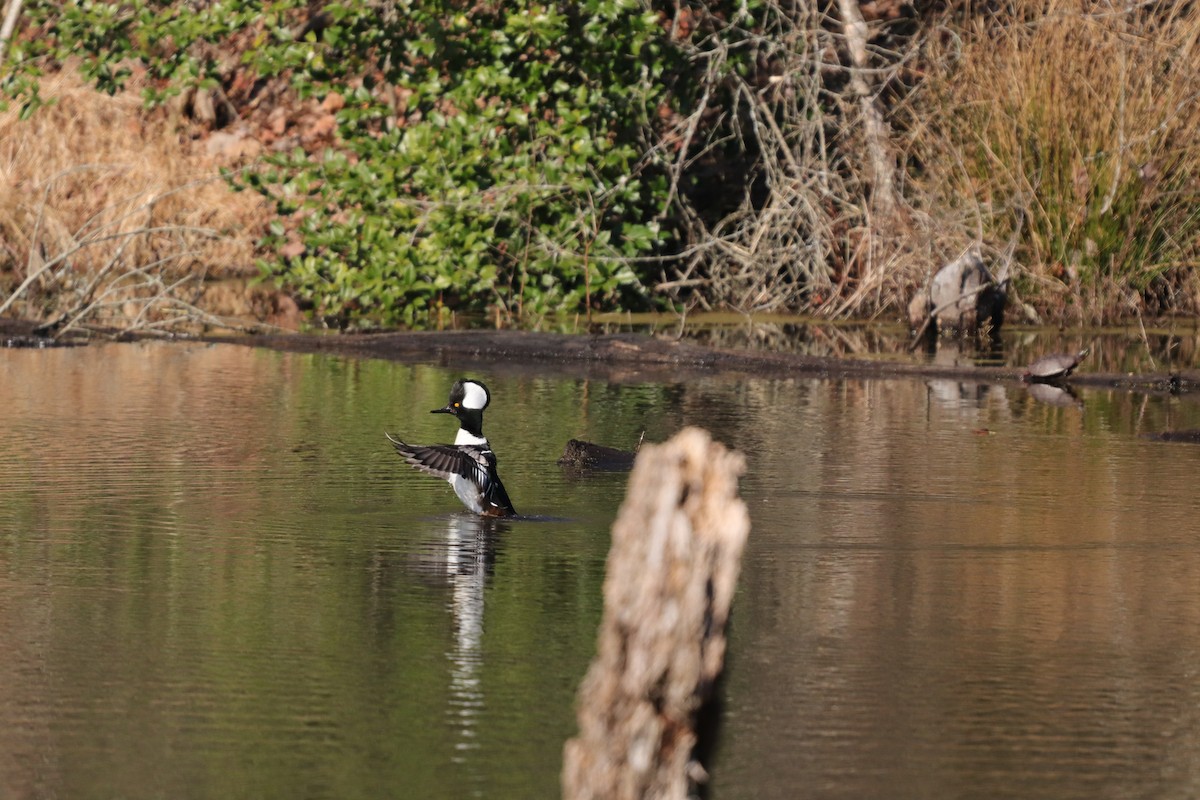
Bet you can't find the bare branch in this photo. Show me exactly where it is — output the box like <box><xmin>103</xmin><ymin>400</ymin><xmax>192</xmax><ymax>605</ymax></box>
<box><xmin>0</xmin><ymin>0</ymin><xmax>23</xmax><ymax>67</ymax></box>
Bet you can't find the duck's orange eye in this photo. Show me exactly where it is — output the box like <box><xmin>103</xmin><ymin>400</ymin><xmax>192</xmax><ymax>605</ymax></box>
<box><xmin>454</xmin><ymin>402</ymin><xmax>460</xmax><ymax>408</ymax></box>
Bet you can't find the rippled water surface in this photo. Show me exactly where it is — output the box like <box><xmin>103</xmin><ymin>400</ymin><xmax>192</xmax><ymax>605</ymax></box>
<box><xmin>3</xmin><ymin>340</ymin><xmax>1200</xmax><ymax>799</ymax></box>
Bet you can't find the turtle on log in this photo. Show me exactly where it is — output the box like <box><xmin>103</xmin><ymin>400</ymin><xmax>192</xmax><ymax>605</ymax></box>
<box><xmin>1023</xmin><ymin>348</ymin><xmax>1090</xmax><ymax>383</ymax></box>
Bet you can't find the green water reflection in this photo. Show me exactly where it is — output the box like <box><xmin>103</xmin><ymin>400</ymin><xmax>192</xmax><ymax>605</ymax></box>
<box><xmin>3</xmin><ymin>341</ymin><xmax>1200</xmax><ymax>799</ymax></box>
<box><xmin>0</xmin><ymin>344</ymin><xmax>641</xmax><ymax>799</ymax></box>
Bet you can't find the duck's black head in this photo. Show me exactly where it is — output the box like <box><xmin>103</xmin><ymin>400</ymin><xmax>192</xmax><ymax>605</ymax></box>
<box><xmin>431</xmin><ymin>379</ymin><xmax>491</xmax><ymax>437</ymax></box>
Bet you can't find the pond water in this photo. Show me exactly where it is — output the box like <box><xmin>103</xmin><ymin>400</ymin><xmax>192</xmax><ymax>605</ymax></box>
<box><xmin>3</xmin><ymin>339</ymin><xmax>1200</xmax><ymax>799</ymax></box>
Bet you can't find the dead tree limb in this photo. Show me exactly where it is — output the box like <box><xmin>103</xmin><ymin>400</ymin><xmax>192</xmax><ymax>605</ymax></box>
<box><xmin>562</xmin><ymin>427</ymin><xmax>750</xmax><ymax>800</ymax></box>
<box><xmin>0</xmin><ymin>0</ymin><xmax>23</xmax><ymax>68</ymax></box>
<box><xmin>837</xmin><ymin>0</ymin><xmax>900</xmax><ymax>220</ymax></box>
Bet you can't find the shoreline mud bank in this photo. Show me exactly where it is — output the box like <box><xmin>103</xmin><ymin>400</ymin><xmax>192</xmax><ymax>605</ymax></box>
<box><xmin>206</xmin><ymin>329</ymin><xmax>1196</xmax><ymax>394</ymax></box>
<box><xmin>3</xmin><ymin>316</ymin><xmax>1193</xmax><ymax>393</ymax></box>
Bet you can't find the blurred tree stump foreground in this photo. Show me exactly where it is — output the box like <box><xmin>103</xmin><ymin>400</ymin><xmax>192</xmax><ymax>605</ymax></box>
<box><xmin>563</xmin><ymin>427</ymin><xmax>750</xmax><ymax>800</ymax></box>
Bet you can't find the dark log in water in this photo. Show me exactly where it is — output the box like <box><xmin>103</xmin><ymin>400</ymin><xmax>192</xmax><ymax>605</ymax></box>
<box><xmin>1141</xmin><ymin>430</ymin><xmax>1200</xmax><ymax>443</ymax></box>
<box><xmin>557</xmin><ymin>438</ymin><xmax>640</xmax><ymax>471</ymax></box>
<box><xmin>562</xmin><ymin>427</ymin><xmax>749</xmax><ymax>800</ymax></box>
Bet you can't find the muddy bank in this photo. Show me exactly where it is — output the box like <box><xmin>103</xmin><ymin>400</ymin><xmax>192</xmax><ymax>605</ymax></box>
<box><xmin>4</xmin><ymin>314</ymin><xmax>1192</xmax><ymax>393</ymax></box>
<box><xmin>204</xmin><ymin>328</ymin><xmax>1198</xmax><ymax>394</ymax></box>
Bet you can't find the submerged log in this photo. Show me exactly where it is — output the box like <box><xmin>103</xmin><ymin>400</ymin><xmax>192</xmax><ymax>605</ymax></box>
<box><xmin>1142</xmin><ymin>429</ymin><xmax>1200</xmax><ymax>444</ymax></box>
<box><xmin>562</xmin><ymin>427</ymin><xmax>749</xmax><ymax>800</ymax></box>
<box><xmin>557</xmin><ymin>438</ymin><xmax>641</xmax><ymax>471</ymax></box>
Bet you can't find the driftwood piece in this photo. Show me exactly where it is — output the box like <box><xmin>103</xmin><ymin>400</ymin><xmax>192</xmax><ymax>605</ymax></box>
<box><xmin>931</xmin><ymin>251</ymin><xmax>996</xmax><ymax>331</ymax></box>
<box><xmin>562</xmin><ymin>427</ymin><xmax>749</xmax><ymax>800</ymax></box>
<box><xmin>209</xmin><ymin>329</ymin><xmax>1200</xmax><ymax>395</ymax></box>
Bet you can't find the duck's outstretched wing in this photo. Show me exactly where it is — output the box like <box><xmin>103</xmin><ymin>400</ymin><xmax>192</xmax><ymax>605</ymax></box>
<box><xmin>386</xmin><ymin>434</ymin><xmax>516</xmax><ymax>517</ymax></box>
<box><xmin>387</xmin><ymin>435</ymin><xmax>485</xmax><ymax>482</ymax></box>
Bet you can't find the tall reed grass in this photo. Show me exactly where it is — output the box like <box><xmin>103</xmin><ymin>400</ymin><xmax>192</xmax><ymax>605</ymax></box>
<box><xmin>907</xmin><ymin>0</ymin><xmax>1200</xmax><ymax>323</ymax></box>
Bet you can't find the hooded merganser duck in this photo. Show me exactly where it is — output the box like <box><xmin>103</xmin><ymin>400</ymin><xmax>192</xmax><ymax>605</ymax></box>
<box><xmin>386</xmin><ymin>378</ymin><xmax>517</xmax><ymax>517</ymax></box>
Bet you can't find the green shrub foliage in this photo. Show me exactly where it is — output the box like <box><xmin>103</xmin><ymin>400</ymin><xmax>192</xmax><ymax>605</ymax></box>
<box><xmin>8</xmin><ymin>1</ymin><xmax>677</xmax><ymax>327</ymax></box>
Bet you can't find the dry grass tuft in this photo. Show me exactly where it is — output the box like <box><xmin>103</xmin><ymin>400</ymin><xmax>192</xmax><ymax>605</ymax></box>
<box><xmin>0</xmin><ymin>69</ymin><xmax>273</xmax><ymax>334</ymax></box>
<box><xmin>906</xmin><ymin>0</ymin><xmax>1200</xmax><ymax>324</ymax></box>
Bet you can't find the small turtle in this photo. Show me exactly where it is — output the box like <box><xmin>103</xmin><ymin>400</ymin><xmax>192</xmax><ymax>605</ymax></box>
<box><xmin>1023</xmin><ymin>347</ymin><xmax>1089</xmax><ymax>383</ymax></box>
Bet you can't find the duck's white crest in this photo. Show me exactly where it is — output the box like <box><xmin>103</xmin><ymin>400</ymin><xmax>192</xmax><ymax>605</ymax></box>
<box><xmin>461</xmin><ymin>381</ymin><xmax>489</xmax><ymax>410</ymax></box>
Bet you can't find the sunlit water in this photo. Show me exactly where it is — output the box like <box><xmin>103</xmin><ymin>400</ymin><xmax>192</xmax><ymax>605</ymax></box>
<box><xmin>3</xmin><ymin>341</ymin><xmax>1200</xmax><ymax>799</ymax></box>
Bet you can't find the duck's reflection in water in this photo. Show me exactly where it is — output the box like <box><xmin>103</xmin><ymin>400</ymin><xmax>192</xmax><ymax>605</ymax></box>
<box><xmin>421</xmin><ymin>514</ymin><xmax>507</xmax><ymax>760</ymax></box>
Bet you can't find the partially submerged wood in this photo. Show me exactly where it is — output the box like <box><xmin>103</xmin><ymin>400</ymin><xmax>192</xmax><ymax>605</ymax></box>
<box><xmin>1142</xmin><ymin>429</ymin><xmax>1200</xmax><ymax>444</ymax></box>
<box><xmin>557</xmin><ymin>438</ymin><xmax>641</xmax><ymax>471</ymax></box>
<box><xmin>210</xmin><ymin>329</ymin><xmax>1200</xmax><ymax>395</ymax></box>
<box><xmin>562</xmin><ymin>427</ymin><xmax>749</xmax><ymax>800</ymax></box>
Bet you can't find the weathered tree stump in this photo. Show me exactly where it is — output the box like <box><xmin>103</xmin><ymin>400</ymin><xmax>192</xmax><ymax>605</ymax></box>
<box><xmin>562</xmin><ymin>427</ymin><xmax>750</xmax><ymax>800</ymax></box>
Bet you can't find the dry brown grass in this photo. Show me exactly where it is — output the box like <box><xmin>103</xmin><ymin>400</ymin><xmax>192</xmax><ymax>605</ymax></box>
<box><xmin>0</xmin><ymin>69</ymin><xmax>273</xmax><ymax>334</ymax></box>
<box><xmin>905</xmin><ymin>0</ymin><xmax>1200</xmax><ymax>324</ymax></box>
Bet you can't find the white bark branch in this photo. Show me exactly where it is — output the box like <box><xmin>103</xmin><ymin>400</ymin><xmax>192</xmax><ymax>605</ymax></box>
<box><xmin>837</xmin><ymin>0</ymin><xmax>900</xmax><ymax>220</ymax></box>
